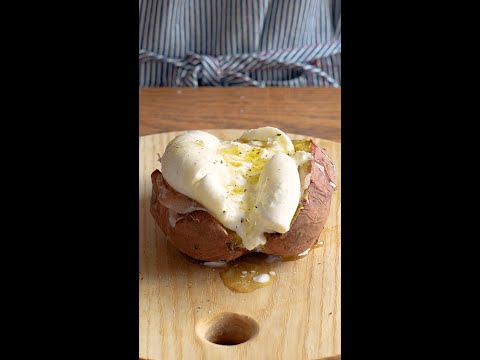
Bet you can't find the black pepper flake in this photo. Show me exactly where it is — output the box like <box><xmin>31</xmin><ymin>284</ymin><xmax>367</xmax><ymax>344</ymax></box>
<box><xmin>255</xmin><ymin>206</ymin><xmax>258</xmax><ymax>208</ymax></box>
<box><xmin>240</xmin><ymin>218</ymin><xmax>244</xmax><ymax>223</ymax></box>
<box><xmin>328</xmin><ymin>312</ymin><xmax>332</xmax><ymax>315</ymax></box>
<box><xmin>220</xmin><ymin>160</ymin><xmax>223</xmax><ymax>164</ymax></box>
<box><xmin>276</xmin><ymin>134</ymin><xmax>281</xmax><ymax>136</ymax></box>
<box><xmin>244</xmin><ymin>189</ymin><xmax>247</xmax><ymax>192</ymax></box>
<box><xmin>223</xmin><ymin>210</ymin><xmax>226</xmax><ymax>213</ymax></box>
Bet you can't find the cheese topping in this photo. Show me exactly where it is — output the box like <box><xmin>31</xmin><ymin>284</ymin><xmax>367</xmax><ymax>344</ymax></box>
<box><xmin>160</xmin><ymin>127</ymin><xmax>311</xmax><ymax>250</ymax></box>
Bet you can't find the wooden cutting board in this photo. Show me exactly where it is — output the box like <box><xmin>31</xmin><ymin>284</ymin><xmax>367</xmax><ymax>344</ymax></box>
<box><xmin>139</xmin><ymin>130</ymin><xmax>341</xmax><ymax>360</ymax></box>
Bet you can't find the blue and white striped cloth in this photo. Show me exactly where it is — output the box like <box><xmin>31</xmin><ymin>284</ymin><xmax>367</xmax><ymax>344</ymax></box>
<box><xmin>139</xmin><ymin>0</ymin><xmax>341</xmax><ymax>87</ymax></box>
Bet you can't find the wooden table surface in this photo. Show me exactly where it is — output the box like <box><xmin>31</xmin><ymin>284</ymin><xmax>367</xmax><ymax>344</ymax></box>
<box><xmin>140</xmin><ymin>88</ymin><xmax>341</xmax><ymax>142</ymax></box>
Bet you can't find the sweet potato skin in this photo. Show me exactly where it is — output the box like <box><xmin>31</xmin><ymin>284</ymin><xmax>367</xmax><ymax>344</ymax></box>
<box><xmin>150</xmin><ymin>170</ymin><xmax>249</xmax><ymax>262</ymax></box>
<box><xmin>150</xmin><ymin>141</ymin><xmax>335</xmax><ymax>261</ymax></box>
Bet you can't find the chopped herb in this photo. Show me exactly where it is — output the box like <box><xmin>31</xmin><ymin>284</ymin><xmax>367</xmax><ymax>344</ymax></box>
<box><xmin>244</xmin><ymin>189</ymin><xmax>247</xmax><ymax>192</ymax></box>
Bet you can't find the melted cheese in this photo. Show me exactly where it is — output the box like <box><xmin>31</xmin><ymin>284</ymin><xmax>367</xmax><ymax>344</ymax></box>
<box><xmin>161</xmin><ymin>127</ymin><xmax>311</xmax><ymax>250</ymax></box>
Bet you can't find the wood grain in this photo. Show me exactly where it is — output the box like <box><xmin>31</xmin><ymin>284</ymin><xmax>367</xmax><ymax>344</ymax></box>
<box><xmin>140</xmin><ymin>88</ymin><xmax>341</xmax><ymax>143</ymax></box>
<box><xmin>139</xmin><ymin>130</ymin><xmax>341</xmax><ymax>360</ymax></box>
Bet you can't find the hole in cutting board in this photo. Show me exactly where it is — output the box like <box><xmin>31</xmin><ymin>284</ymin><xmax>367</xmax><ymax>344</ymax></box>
<box><xmin>198</xmin><ymin>312</ymin><xmax>259</xmax><ymax>346</ymax></box>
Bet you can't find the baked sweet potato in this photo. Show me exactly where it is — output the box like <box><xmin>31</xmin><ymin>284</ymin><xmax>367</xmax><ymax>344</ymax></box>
<box><xmin>150</xmin><ymin>138</ymin><xmax>336</xmax><ymax>262</ymax></box>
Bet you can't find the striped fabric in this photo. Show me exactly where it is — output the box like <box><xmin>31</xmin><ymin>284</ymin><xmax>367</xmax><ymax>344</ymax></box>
<box><xmin>139</xmin><ymin>0</ymin><xmax>341</xmax><ymax>87</ymax></box>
